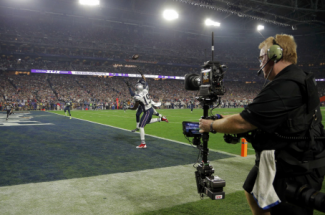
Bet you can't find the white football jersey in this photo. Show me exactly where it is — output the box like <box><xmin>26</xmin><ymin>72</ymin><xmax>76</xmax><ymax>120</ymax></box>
<box><xmin>134</xmin><ymin>91</ymin><xmax>152</xmax><ymax>111</ymax></box>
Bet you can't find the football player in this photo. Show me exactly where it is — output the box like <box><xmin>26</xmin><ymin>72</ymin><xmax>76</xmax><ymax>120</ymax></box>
<box><xmin>125</xmin><ymin>69</ymin><xmax>167</xmax><ymax>132</ymax></box>
<box><xmin>129</xmin><ymin>83</ymin><xmax>168</xmax><ymax>148</ymax></box>
<box><xmin>64</xmin><ymin>99</ymin><xmax>72</xmax><ymax>119</ymax></box>
<box><xmin>123</xmin><ymin>101</ymin><xmax>128</xmax><ymax>112</ymax></box>
<box><xmin>5</xmin><ymin>102</ymin><xmax>13</xmax><ymax>120</ymax></box>
<box><xmin>190</xmin><ymin>99</ymin><xmax>194</xmax><ymax>113</ymax></box>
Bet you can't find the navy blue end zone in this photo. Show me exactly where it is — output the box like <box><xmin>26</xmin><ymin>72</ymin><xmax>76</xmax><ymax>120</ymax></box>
<box><xmin>0</xmin><ymin>111</ymin><xmax>233</xmax><ymax>186</ymax></box>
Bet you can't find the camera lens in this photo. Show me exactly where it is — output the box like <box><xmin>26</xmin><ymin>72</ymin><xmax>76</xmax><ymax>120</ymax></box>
<box><xmin>184</xmin><ymin>74</ymin><xmax>200</xmax><ymax>91</ymax></box>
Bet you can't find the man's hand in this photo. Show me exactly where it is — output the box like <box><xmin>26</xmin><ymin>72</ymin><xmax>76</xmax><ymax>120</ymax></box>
<box><xmin>199</xmin><ymin>119</ymin><xmax>213</xmax><ymax>133</ymax></box>
<box><xmin>199</xmin><ymin>114</ymin><xmax>223</xmax><ymax>133</ymax></box>
<box><xmin>199</xmin><ymin>114</ymin><xmax>257</xmax><ymax>134</ymax></box>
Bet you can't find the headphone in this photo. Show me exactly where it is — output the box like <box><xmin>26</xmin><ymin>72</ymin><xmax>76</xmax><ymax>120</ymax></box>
<box><xmin>267</xmin><ymin>39</ymin><xmax>283</xmax><ymax>62</ymax></box>
<box><xmin>257</xmin><ymin>39</ymin><xmax>283</xmax><ymax>76</ymax></box>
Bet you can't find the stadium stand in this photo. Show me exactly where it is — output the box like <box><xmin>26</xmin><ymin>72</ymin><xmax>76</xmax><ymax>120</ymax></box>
<box><xmin>0</xmin><ymin>4</ymin><xmax>324</xmax><ymax>110</ymax></box>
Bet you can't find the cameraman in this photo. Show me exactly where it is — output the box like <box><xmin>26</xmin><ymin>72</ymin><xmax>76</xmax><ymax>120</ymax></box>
<box><xmin>199</xmin><ymin>34</ymin><xmax>325</xmax><ymax>215</ymax></box>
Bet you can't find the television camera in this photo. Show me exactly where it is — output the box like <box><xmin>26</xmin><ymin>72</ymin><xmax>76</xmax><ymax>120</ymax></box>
<box><xmin>183</xmin><ymin>32</ymin><xmax>226</xmax><ymax>200</ymax></box>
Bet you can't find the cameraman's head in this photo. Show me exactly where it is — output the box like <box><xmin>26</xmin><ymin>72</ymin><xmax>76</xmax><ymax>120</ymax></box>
<box><xmin>258</xmin><ymin>34</ymin><xmax>298</xmax><ymax>80</ymax></box>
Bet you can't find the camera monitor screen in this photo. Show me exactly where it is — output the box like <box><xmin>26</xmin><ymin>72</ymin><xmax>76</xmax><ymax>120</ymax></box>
<box><xmin>201</xmin><ymin>69</ymin><xmax>211</xmax><ymax>85</ymax></box>
<box><xmin>182</xmin><ymin>121</ymin><xmax>201</xmax><ymax>137</ymax></box>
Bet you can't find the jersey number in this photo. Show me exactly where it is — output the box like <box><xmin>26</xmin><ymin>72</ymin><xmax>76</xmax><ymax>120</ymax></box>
<box><xmin>143</xmin><ymin>94</ymin><xmax>150</xmax><ymax>105</ymax></box>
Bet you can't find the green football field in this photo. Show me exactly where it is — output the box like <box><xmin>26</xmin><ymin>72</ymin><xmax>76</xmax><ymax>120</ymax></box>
<box><xmin>1</xmin><ymin>107</ymin><xmax>325</xmax><ymax>215</ymax></box>
<box><xmin>52</xmin><ymin>108</ymin><xmax>256</xmax><ymax>155</ymax></box>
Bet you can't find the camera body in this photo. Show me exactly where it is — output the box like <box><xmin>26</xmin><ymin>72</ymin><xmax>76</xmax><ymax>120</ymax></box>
<box><xmin>185</xmin><ymin>61</ymin><xmax>226</xmax><ymax>102</ymax></box>
<box><xmin>195</xmin><ymin>163</ymin><xmax>226</xmax><ymax>200</ymax></box>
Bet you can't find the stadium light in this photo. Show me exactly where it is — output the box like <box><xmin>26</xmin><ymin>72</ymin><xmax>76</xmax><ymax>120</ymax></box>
<box><xmin>163</xmin><ymin>9</ymin><xmax>179</xmax><ymax>21</ymax></box>
<box><xmin>79</xmin><ymin>0</ymin><xmax>100</xmax><ymax>6</ymax></box>
<box><xmin>257</xmin><ymin>25</ymin><xmax>264</xmax><ymax>31</ymax></box>
<box><xmin>205</xmin><ymin>19</ymin><xmax>220</xmax><ymax>27</ymax></box>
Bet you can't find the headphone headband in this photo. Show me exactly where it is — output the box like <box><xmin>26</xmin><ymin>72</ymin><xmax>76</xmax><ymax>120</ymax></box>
<box><xmin>273</xmin><ymin>39</ymin><xmax>278</xmax><ymax>45</ymax></box>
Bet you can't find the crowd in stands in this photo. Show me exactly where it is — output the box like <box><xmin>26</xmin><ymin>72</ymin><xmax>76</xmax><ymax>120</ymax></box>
<box><xmin>0</xmin><ymin>72</ymin><xmax>262</xmax><ymax>109</ymax></box>
<box><xmin>1</xmin><ymin>71</ymin><xmax>325</xmax><ymax>111</ymax></box>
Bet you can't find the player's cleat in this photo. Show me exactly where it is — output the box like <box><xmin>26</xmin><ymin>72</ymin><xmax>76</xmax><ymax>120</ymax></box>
<box><xmin>161</xmin><ymin>116</ymin><xmax>169</xmax><ymax>123</ymax></box>
<box><xmin>131</xmin><ymin>128</ymin><xmax>140</xmax><ymax>132</ymax></box>
<box><xmin>136</xmin><ymin>143</ymin><xmax>147</xmax><ymax>148</ymax></box>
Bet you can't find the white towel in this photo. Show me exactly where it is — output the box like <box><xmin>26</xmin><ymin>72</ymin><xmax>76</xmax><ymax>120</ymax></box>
<box><xmin>251</xmin><ymin>150</ymin><xmax>281</xmax><ymax>210</ymax></box>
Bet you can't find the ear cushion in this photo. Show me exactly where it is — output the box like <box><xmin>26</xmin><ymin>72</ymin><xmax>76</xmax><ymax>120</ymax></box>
<box><xmin>267</xmin><ymin>45</ymin><xmax>283</xmax><ymax>61</ymax></box>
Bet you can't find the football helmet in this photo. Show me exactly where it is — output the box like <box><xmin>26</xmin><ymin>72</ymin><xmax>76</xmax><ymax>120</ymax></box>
<box><xmin>137</xmin><ymin>79</ymin><xmax>149</xmax><ymax>91</ymax></box>
<box><xmin>137</xmin><ymin>79</ymin><xmax>146</xmax><ymax>85</ymax></box>
<box><xmin>135</xmin><ymin>83</ymin><xmax>144</xmax><ymax>92</ymax></box>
